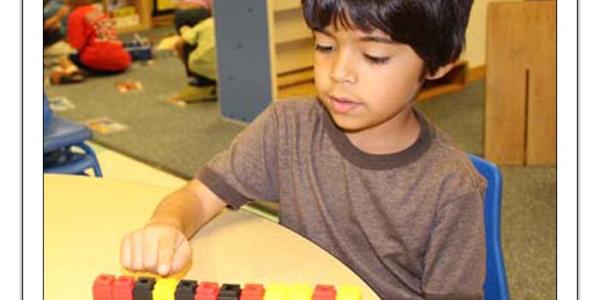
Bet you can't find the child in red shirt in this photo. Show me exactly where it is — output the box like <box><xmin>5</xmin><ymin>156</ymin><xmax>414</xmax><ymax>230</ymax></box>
<box><xmin>67</xmin><ymin>3</ymin><xmax>131</xmax><ymax>73</ymax></box>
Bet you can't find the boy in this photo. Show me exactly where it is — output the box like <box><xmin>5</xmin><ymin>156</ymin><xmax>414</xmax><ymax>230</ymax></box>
<box><xmin>121</xmin><ymin>0</ymin><xmax>486</xmax><ymax>298</ymax></box>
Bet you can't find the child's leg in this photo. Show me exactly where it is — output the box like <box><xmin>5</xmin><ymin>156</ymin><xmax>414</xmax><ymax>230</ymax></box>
<box><xmin>45</xmin><ymin>41</ymin><xmax>85</xmax><ymax>84</ymax></box>
<box><xmin>68</xmin><ymin>53</ymin><xmax>125</xmax><ymax>76</ymax></box>
<box><xmin>172</xmin><ymin>60</ymin><xmax>217</xmax><ymax>102</ymax></box>
<box><xmin>173</xmin><ymin>37</ymin><xmax>187</xmax><ymax>65</ymax></box>
<box><xmin>170</xmin><ymin>7</ymin><xmax>216</xmax><ymax>102</ymax></box>
<box><xmin>58</xmin><ymin>56</ymin><xmax>79</xmax><ymax>75</ymax></box>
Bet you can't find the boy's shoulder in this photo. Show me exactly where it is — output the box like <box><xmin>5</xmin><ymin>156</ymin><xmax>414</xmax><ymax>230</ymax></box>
<box><xmin>418</xmin><ymin>115</ymin><xmax>487</xmax><ymax>194</ymax></box>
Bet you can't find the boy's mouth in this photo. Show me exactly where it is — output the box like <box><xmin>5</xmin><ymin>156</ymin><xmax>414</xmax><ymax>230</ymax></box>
<box><xmin>329</xmin><ymin>96</ymin><xmax>361</xmax><ymax>114</ymax></box>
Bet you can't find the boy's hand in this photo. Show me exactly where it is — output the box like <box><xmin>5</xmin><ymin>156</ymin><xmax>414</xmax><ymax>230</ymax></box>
<box><xmin>120</xmin><ymin>223</ymin><xmax>192</xmax><ymax>276</ymax></box>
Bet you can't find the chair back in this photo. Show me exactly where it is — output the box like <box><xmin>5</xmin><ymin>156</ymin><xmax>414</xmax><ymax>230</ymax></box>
<box><xmin>469</xmin><ymin>155</ymin><xmax>510</xmax><ymax>300</ymax></box>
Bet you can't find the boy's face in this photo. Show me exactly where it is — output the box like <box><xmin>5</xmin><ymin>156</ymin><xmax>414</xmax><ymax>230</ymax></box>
<box><xmin>313</xmin><ymin>24</ymin><xmax>426</xmax><ymax>132</ymax></box>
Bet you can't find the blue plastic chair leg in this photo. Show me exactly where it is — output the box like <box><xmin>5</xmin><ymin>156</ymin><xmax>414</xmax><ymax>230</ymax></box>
<box><xmin>77</xmin><ymin>142</ymin><xmax>103</xmax><ymax>177</ymax></box>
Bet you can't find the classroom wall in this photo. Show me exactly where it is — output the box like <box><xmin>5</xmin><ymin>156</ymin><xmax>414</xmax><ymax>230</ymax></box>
<box><xmin>462</xmin><ymin>0</ymin><xmax>523</xmax><ymax>68</ymax></box>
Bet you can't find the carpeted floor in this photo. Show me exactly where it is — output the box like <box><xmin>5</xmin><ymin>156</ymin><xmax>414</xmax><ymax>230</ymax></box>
<box><xmin>44</xmin><ymin>28</ymin><xmax>556</xmax><ymax>299</ymax></box>
<box><xmin>45</xmin><ymin>54</ymin><xmax>245</xmax><ymax>178</ymax></box>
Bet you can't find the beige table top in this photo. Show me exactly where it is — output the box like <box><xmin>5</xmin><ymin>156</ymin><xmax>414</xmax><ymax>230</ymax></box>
<box><xmin>44</xmin><ymin>174</ymin><xmax>379</xmax><ymax>299</ymax></box>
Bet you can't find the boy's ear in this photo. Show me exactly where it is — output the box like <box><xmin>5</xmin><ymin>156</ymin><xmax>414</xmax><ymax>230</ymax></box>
<box><xmin>424</xmin><ymin>62</ymin><xmax>455</xmax><ymax>80</ymax></box>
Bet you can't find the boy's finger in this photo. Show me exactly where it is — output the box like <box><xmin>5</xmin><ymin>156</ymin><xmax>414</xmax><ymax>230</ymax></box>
<box><xmin>132</xmin><ymin>231</ymin><xmax>144</xmax><ymax>271</ymax></box>
<box><xmin>171</xmin><ymin>238</ymin><xmax>192</xmax><ymax>274</ymax></box>
<box><xmin>157</xmin><ymin>233</ymin><xmax>176</xmax><ymax>276</ymax></box>
<box><xmin>142</xmin><ymin>231</ymin><xmax>159</xmax><ymax>272</ymax></box>
<box><xmin>120</xmin><ymin>234</ymin><xmax>132</xmax><ymax>269</ymax></box>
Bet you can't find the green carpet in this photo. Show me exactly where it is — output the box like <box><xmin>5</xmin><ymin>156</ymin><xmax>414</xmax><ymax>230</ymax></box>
<box><xmin>45</xmin><ymin>38</ymin><xmax>555</xmax><ymax>299</ymax></box>
<box><xmin>416</xmin><ymin>83</ymin><xmax>484</xmax><ymax>156</ymax></box>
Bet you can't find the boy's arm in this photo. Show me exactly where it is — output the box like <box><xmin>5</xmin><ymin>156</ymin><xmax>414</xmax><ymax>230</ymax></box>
<box><xmin>43</xmin><ymin>5</ymin><xmax>69</xmax><ymax>30</ymax></box>
<box><xmin>422</xmin><ymin>191</ymin><xmax>486</xmax><ymax>300</ymax></box>
<box><xmin>120</xmin><ymin>178</ymin><xmax>227</xmax><ymax>276</ymax></box>
<box><xmin>149</xmin><ymin>178</ymin><xmax>227</xmax><ymax>238</ymax></box>
<box><xmin>122</xmin><ymin>102</ymin><xmax>281</xmax><ymax>276</ymax></box>
<box><xmin>66</xmin><ymin>8</ymin><xmax>88</xmax><ymax>51</ymax></box>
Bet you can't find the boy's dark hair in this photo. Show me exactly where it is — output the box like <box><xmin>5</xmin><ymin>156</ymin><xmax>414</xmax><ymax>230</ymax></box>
<box><xmin>302</xmin><ymin>0</ymin><xmax>473</xmax><ymax>76</ymax></box>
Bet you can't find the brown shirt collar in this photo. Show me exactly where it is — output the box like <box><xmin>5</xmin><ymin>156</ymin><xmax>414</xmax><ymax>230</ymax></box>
<box><xmin>321</xmin><ymin>102</ymin><xmax>434</xmax><ymax>170</ymax></box>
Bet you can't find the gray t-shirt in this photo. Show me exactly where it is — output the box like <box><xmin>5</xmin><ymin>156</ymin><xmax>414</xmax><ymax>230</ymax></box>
<box><xmin>196</xmin><ymin>99</ymin><xmax>486</xmax><ymax>299</ymax></box>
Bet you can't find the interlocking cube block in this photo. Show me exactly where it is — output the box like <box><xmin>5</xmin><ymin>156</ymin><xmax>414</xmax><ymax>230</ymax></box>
<box><xmin>312</xmin><ymin>285</ymin><xmax>336</xmax><ymax>300</ymax></box>
<box><xmin>153</xmin><ymin>278</ymin><xmax>178</xmax><ymax>300</ymax></box>
<box><xmin>218</xmin><ymin>283</ymin><xmax>241</xmax><ymax>300</ymax></box>
<box><xmin>134</xmin><ymin>277</ymin><xmax>156</xmax><ymax>300</ymax></box>
<box><xmin>176</xmin><ymin>280</ymin><xmax>198</xmax><ymax>300</ymax></box>
<box><xmin>264</xmin><ymin>283</ymin><xmax>289</xmax><ymax>300</ymax></box>
<box><xmin>240</xmin><ymin>284</ymin><xmax>265</xmax><ymax>300</ymax></box>
<box><xmin>288</xmin><ymin>284</ymin><xmax>312</xmax><ymax>300</ymax></box>
<box><xmin>93</xmin><ymin>274</ymin><xmax>115</xmax><ymax>300</ymax></box>
<box><xmin>113</xmin><ymin>276</ymin><xmax>136</xmax><ymax>300</ymax></box>
<box><xmin>195</xmin><ymin>282</ymin><xmax>219</xmax><ymax>300</ymax></box>
<box><xmin>336</xmin><ymin>285</ymin><xmax>361</xmax><ymax>300</ymax></box>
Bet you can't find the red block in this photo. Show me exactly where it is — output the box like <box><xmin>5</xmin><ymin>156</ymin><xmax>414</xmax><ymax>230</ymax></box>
<box><xmin>195</xmin><ymin>282</ymin><xmax>220</xmax><ymax>300</ymax></box>
<box><xmin>312</xmin><ymin>285</ymin><xmax>336</xmax><ymax>300</ymax></box>
<box><xmin>93</xmin><ymin>274</ymin><xmax>115</xmax><ymax>300</ymax></box>
<box><xmin>112</xmin><ymin>276</ymin><xmax>135</xmax><ymax>300</ymax></box>
<box><xmin>240</xmin><ymin>283</ymin><xmax>265</xmax><ymax>300</ymax></box>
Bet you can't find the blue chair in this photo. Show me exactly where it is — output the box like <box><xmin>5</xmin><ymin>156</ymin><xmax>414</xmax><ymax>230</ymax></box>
<box><xmin>43</xmin><ymin>93</ymin><xmax>102</xmax><ymax>177</ymax></box>
<box><xmin>469</xmin><ymin>155</ymin><xmax>510</xmax><ymax>300</ymax></box>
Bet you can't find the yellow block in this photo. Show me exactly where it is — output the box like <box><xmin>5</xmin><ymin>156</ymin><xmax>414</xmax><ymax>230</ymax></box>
<box><xmin>265</xmin><ymin>283</ymin><xmax>289</xmax><ymax>300</ymax></box>
<box><xmin>120</xmin><ymin>262</ymin><xmax>191</xmax><ymax>281</ymax></box>
<box><xmin>153</xmin><ymin>278</ymin><xmax>178</xmax><ymax>300</ymax></box>
<box><xmin>288</xmin><ymin>284</ymin><xmax>312</xmax><ymax>300</ymax></box>
<box><xmin>336</xmin><ymin>285</ymin><xmax>361</xmax><ymax>300</ymax></box>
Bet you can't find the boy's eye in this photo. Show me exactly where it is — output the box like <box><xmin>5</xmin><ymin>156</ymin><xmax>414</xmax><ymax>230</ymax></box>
<box><xmin>363</xmin><ymin>54</ymin><xmax>390</xmax><ymax>65</ymax></box>
<box><xmin>315</xmin><ymin>44</ymin><xmax>334</xmax><ymax>53</ymax></box>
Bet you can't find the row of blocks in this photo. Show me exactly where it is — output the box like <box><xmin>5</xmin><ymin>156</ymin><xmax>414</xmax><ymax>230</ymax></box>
<box><xmin>93</xmin><ymin>274</ymin><xmax>362</xmax><ymax>300</ymax></box>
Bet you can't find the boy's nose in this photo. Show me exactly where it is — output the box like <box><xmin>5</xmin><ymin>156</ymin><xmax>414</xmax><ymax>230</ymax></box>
<box><xmin>329</xmin><ymin>52</ymin><xmax>357</xmax><ymax>84</ymax></box>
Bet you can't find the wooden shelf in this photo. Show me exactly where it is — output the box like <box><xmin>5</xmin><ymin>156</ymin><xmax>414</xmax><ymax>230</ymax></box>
<box><xmin>104</xmin><ymin>0</ymin><xmax>152</xmax><ymax>34</ymax></box>
<box><xmin>115</xmin><ymin>23</ymin><xmax>150</xmax><ymax>34</ymax></box>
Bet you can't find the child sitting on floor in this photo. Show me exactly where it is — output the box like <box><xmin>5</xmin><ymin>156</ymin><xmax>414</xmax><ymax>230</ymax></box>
<box><xmin>66</xmin><ymin>1</ymin><xmax>132</xmax><ymax>74</ymax></box>
<box><xmin>43</xmin><ymin>0</ymin><xmax>85</xmax><ymax>84</ymax></box>
<box><xmin>170</xmin><ymin>0</ymin><xmax>217</xmax><ymax>103</ymax></box>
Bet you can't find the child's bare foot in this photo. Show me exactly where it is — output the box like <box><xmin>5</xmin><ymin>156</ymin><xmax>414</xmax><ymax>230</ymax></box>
<box><xmin>50</xmin><ymin>66</ymin><xmax>85</xmax><ymax>85</ymax></box>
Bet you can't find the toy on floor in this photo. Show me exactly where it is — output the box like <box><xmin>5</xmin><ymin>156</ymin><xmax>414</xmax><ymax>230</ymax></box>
<box><xmin>125</xmin><ymin>34</ymin><xmax>153</xmax><ymax>61</ymax></box>
<box><xmin>93</xmin><ymin>274</ymin><xmax>362</xmax><ymax>300</ymax></box>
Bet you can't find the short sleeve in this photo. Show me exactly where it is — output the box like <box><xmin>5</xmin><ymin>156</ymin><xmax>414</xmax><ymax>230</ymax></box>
<box><xmin>421</xmin><ymin>190</ymin><xmax>486</xmax><ymax>300</ymax></box>
<box><xmin>195</xmin><ymin>104</ymin><xmax>280</xmax><ymax>209</ymax></box>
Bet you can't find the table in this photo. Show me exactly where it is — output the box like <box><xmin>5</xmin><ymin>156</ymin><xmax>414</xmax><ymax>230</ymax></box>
<box><xmin>44</xmin><ymin>174</ymin><xmax>380</xmax><ymax>299</ymax></box>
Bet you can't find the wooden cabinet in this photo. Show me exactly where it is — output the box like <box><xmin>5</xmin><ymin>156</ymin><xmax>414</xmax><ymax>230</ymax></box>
<box><xmin>266</xmin><ymin>0</ymin><xmax>315</xmax><ymax>99</ymax></box>
<box><xmin>485</xmin><ymin>1</ymin><xmax>556</xmax><ymax>165</ymax></box>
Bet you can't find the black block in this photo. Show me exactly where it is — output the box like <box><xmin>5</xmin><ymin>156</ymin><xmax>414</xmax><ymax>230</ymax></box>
<box><xmin>175</xmin><ymin>279</ymin><xmax>198</xmax><ymax>300</ymax></box>
<box><xmin>133</xmin><ymin>277</ymin><xmax>156</xmax><ymax>300</ymax></box>
<box><xmin>218</xmin><ymin>283</ymin><xmax>241</xmax><ymax>300</ymax></box>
